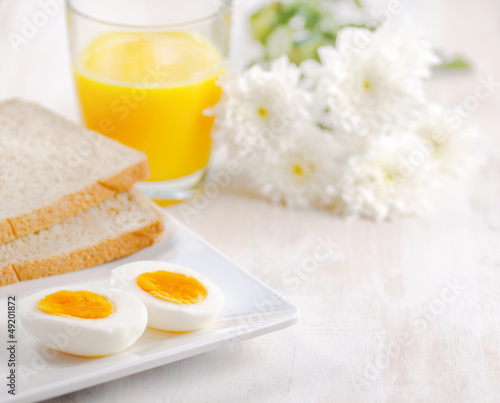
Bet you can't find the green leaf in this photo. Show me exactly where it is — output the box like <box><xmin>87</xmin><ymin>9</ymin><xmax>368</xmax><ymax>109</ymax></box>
<box><xmin>276</xmin><ymin>3</ymin><xmax>301</xmax><ymax>24</ymax></box>
<box><xmin>294</xmin><ymin>32</ymin><xmax>333</xmax><ymax>62</ymax></box>
<box><xmin>437</xmin><ymin>58</ymin><xmax>471</xmax><ymax>70</ymax></box>
<box><xmin>265</xmin><ymin>25</ymin><xmax>295</xmax><ymax>60</ymax></box>
<box><xmin>295</xmin><ymin>4</ymin><xmax>322</xmax><ymax>29</ymax></box>
<box><xmin>250</xmin><ymin>0</ymin><xmax>370</xmax><ymax>64</ymax></box>
<box><xmin>338</xmin><ymin>23</ymin><xmax>375</xmax><ymax>31</ymax></box>
<box><xmin>250</xmin><ymin>2</ymin><xmax>282</xmax><ymax>43</ymax></box>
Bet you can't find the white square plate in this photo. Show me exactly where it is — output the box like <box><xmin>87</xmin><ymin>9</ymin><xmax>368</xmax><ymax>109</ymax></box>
<box><xmin>0</xmin><ymin>212</ymin><xmax>299</xmax><ymax>403</ymax></box>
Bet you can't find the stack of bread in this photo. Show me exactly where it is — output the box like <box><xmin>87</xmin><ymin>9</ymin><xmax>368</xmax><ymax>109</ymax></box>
<box><xmin>0</xmin><ymin>100</ymin><xmax>165</xmax><ymax>287</ymax></box>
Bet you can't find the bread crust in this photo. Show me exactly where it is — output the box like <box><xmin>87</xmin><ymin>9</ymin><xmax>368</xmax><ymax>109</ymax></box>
<box><xmin>0</xmin><ymin>220</ymin><xmax>15</xmax><ymax>244</ymax></box>
<box><xmin>8</xmin><ymin>212</ymin><xmax>164</xmax><ymax>283</ymax></box>
<box><xmin>0</xmin><ymin>159</ymin><xmax>149</xmax><ymax>244</ymax></box>
<box><xmin>99</xmin><ymin>158</ymin><xmax>149</xmax><ymax>191</ymax></box>
<box><xmin>0</xmin><ymin>265</ymin><xmax>19</xmax><ymax>286</ymax></box>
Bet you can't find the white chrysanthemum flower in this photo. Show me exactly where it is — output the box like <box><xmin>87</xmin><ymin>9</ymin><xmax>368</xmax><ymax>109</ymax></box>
<box><xmin>208</xmin><ymin>19</ymin><xmax>471</xmax><ymax>221</ymax></box>
<box><xmin>245</xmin><ymin>130</ymin><xmax>340</xmax><ymax>209</ymax></box>
<box><xmin>315</xmin><ymin>23</ymin><xmax>436</xmax><ymax>136</ymax></box>
<box><xmin>409</xmin><ymin>104</ymin><xmax>474</xmax><ymax>175</ymax></box>
<box><xmin>338</xmin><ymin>131</ymin><xmax>441</xmax><ymax>220</ymax></box>
<box><xmin>330</xmin><ymin>20</ymin><xmax>439</xmax><ymax>79</ymax></box>
<box><xmin>299</xmin><ymin>58</ymin><xmax>331</xmax><ymax>123</ymax></box>
<box><xmin>211</xmin><ymin>56</ymin><xmax>312</xmax><ymax>154</ymax></box>
<box><xmin>300</xmin><ymin>58</ymin><xmax>322</xmax><ymax>91</ymax></box>
<box><xmin>373</xmin><ymin>19</ymin><xmax>440</xmax><ymax>79</ymax></box>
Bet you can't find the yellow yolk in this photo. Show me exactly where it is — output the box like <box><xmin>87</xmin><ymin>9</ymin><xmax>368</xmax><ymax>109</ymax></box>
<box><xmin>136</xmin><ymin>271</ymin><xmax>207</xmax><ymax>305</ymax></box>
<box><xmin>37</xmin><ymin>291</ymin><xmax>114</xmax><ymax>319</ymax></box>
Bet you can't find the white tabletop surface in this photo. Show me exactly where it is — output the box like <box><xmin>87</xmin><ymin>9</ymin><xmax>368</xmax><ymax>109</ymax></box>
<box><xmin>1</xmin><ymin>0</ymin><xmax>500</xmax><ymax>402</ymax></box>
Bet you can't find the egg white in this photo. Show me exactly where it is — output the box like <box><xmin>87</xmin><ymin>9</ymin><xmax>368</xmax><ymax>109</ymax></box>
<box><xmin>109</xmin><ymin>261</ymin><xmax>225</xmax><ymax>332</ymax></box>
<box><xmin>19</xmin><ymin>285</ymin><xmax>148</xmax><ymax>357</ymax></box>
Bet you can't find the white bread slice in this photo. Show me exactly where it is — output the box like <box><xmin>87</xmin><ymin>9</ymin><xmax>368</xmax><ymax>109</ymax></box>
<box><xmin>0</xmin><ymin>188</ymin><xmax>164</xmax><ymax>287</ymax></box>
<box><xmin>0</xmin><ymin>99</ymin><xmax>149</xmax><ymax>244</ymax></box>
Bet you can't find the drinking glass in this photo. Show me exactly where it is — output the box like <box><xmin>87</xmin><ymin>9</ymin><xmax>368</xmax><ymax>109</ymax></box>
<box><xmin>66</xmin><ymin>0</ymin><xmax>231</xmax><ymax>204</ymax></box>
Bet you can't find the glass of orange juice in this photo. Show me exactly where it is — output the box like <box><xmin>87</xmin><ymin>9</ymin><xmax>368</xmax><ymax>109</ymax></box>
<box><xmin>66</xmin><ymin>0</ymin><xmax>230</xmax><ymax>203</ymax></box>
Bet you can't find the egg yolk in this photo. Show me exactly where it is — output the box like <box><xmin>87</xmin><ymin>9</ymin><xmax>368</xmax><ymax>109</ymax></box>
<box><xmin>137</xmin><ymin>271</ymin><xmax>207</xmax><ymax>304</ymax></box>
<box><xmin>37</xmin><ymin>290</ymin><xmax>114</xmax><ymax>319</ymax></box>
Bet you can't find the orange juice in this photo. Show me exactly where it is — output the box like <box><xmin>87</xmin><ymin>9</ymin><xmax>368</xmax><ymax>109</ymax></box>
<box><xmin>74</xmin><ymin>31</ymin><xmax>222</xmax><ymax>183</ymax></box>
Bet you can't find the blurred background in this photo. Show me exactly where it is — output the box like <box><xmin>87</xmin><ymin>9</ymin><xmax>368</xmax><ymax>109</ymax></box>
<box><xmin>1</xmin><ymin>0</ymin><xmax>499</xmax><ymax>116</ymax></box>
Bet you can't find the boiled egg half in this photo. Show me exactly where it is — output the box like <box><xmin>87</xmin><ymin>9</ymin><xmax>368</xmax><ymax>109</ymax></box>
<box><xmin>19</xmin><ymin>286</ymin><xmax>148</xmax><ymax>357</ymax></box>
<box><xmin>109</xmin><ymin>261</ymin><xmax>225</xmax><ymax>332</ymax></box>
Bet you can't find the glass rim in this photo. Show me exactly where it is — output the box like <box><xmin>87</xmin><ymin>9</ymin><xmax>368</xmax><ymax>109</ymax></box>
<box><xmin>66</xmin><ymin>0</ymin><xmax>231</xmax><ymax>29</ymax></box>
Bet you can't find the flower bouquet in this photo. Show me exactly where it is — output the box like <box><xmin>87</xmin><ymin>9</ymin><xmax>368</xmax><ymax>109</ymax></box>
<box><xmin>211</xmin><ymin>18</ymin><xmax>475</xmax><ymax>220</ymax></box>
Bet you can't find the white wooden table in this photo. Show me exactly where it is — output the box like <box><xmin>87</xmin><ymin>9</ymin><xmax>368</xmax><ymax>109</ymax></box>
<box><xmin>1</xmin><ymin>0</ymin><xmax>500</xmax><ymax>401</ymax></box>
